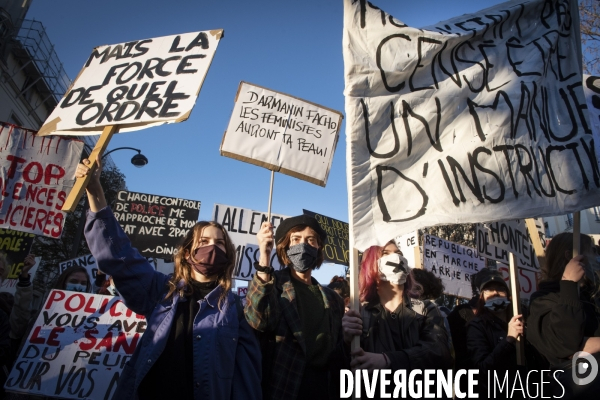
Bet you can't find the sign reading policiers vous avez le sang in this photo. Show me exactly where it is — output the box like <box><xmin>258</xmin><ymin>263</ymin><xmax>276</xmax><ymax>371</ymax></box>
<box><xmin>303</xmin><ymin>210</ymin><xmax>349</xmax><ymax>266</ymax></box>
<box><xmin>113</xmin><ymin>191</ymin><xmax>200</xmax><ymax>258</ymax></box>
<box><xmin>344</xmin><ymin>0</ymin><xmax>600</xmax><ymax>250</ymax></box>
<box><xmin>220</xmin><ymin>82</ymin><xmax>343</xmax><ymax>187</ymax></box>
<box><xmin>213</xmin><ymin>203</ymin><xmax>288</xmax><ymax>281</ymax></box>
<box><xmin>0</xmin><ymin>123</ymin><xmax>83</xmax><ymax>238</ymax></box>
<box><xmin>5</xmin><ymin>290</ymin><xmax>146</xmax><ymax>400</ymax></box>
<box><xmin>38</xmin><ymin>30</ymin><xmax>223</xmax><ymax>136</ymax></box>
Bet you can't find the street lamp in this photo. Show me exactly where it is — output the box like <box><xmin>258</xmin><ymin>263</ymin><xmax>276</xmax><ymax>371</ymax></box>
<box><xmin>84</xmin><ymin>145</ymin><xmax>149</xmax><ymax>167</ymax></box>
<box><xmin>70</xmin><ymin>146</ymin><xmax>149</xmax><ymax>258</ymax></box>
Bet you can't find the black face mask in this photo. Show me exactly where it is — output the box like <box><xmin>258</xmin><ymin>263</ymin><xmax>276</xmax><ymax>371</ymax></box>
<box><xmin>187</xmin><ymin>245</ymin><xmax>229</xmax><ymax>276</ymax></box>
<box><xmin>286</xmin><ymin>243</ymin><xmax>318</xmax><ymax>272</ymax></box>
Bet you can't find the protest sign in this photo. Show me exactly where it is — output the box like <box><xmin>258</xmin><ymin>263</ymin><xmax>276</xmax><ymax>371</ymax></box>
<box><xmin>303</xmin><ymin>210</ymin><xmax>349</xmax><ymax>266</ymax></box>
<box><xmin>113</xmin><ymin>190</ymin><xmax>201</xmax><ymax>258</ymax></box>
<box><xmin>59</xmin><ymin>254</ymin><xmax>99</xmax><ymax>283</ymax></box>
<box><xmin>583</xmin><ymin>74</ymin><xmax>600</xmax><ymax>166</ymax></box>
<box><xmin>0</xmin><ymin>257</ymin><xmax>40</xmax><ymax>296</ymax></box>
<box><xmin>496</xmin><ymin>263</ymin><xmax>540</xmax><ymax>301</ymax></box>
<box><xmin>422</xmin><ymin>234</ymin><xmax>484</xmax><ymax>298</ymax></box>
<box><xmin>394</xmin><ymin>231</ymin><xmax>420</xmax><ymax>269</ymax></box>
<box><xmin>212</xmin><ymin>203</ymin><xmax>288</xmax><ymax>281</ymax></box>
<box><xmin>38</xmin><ymin>31</ymin><xmax>223</xmax><ymax>137</ymax></box>
<box><xmin>476</xmin><ymin>220</ymin><xmax>539</xmax><ymax>272</ymax></box>
<box><xmin>237</xmin><ymin>287</ymin><xmax>248</xmax><ymax>298</ymax></box>
<box><xmin>5</xmin><ymin>290</ymin><xmax>145</xmax><ymax>399</ymax></box>
<box><xmin>0</xmin><ymin>228</ymin><xmax>35</xmax><ymax>275</ymax></box>
<box><xmin>220</xmin><ymin>82</ymin><xmax>343</xmax><ymax>187</ymax></box>
<box><xmin>343</xmin><ymin>0</ymin><xmax>600</xmax><ymax>251</ymax></box>
<box><xmin>0</xmin><ymin>123</ymin><xmax>83</xmax><ymax>237</ymax></box>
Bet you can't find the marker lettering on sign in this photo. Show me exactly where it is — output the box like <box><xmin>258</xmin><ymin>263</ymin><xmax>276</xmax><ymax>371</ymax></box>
<box><xmin>113</xmin><ymin>191</ymin><xmax>200</xmax><ymax>258</ymax></box>
<box><xmin>346</xmin><ymin>0</ymin><xmax>599</xmax><ymax>248</ymax></box>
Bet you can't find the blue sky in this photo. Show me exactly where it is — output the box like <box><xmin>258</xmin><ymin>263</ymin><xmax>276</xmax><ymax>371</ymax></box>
<box><xmin>26</xmin><ymin>0</ymin><xmax>505</xmax><ymax>283</ymax></box>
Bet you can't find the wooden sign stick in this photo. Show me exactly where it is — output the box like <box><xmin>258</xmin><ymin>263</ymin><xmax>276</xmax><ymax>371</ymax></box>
<box><xmin>573</xmin><ymin>211</ymin><xmax>581</xmax><ymax>258</ymax></box>
<box><xmin>509</xmin><ymin>252</ymin><xmax>525</xmax><ymax>365</ymax></box>
<box><xmin>61</xmin><ymin>125</ymin><xmax>118</xmax><ymax>213</ymax></box>
<box><xmin>267</xmin><ymin>170</ymin><xmax>275</xmax><ymax>222</ymax></box>
<box><xmin>349</xmin><ymin>248</ymin><xmax>360</xmax><ymax>352</ymax></box>
<box><xmin>525</xmin><ymin>218</ymin><xmax>546</xmax><ymax>271</ymax></box>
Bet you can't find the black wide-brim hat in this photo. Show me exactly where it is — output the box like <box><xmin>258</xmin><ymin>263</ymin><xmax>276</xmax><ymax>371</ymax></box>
<box><xmin>477</xmin><ymin>268</ymin><xmax>509</xmax><ymax>292</ymax></box>
<box><xmin>275</xmin><ymin>215</ymin><xmax>328</xmax><ymax>245</ymax></box>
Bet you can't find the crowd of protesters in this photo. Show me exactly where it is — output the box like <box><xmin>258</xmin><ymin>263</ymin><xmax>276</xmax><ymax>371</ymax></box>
<box><xmin>0</xmin><ymin>159</ymin><xmax>598</xmax><ymax>400</ymax></box>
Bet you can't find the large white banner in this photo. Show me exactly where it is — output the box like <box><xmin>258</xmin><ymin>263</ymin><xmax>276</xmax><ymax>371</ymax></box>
<box><xmin>0</xmin><ymin>123</ymin><xmax>83</xmax><ymax>237</ymax></box>
<box><xmin>38</xmin><ymin>30</ymin><xmax>223</xmax><ymax>136</ymax></box>
<box><xmin>220</xmin><ymin>82</ymin><xmax>343</xmax><ymax>187</ymax></box>
<box><xmin>5</xmin><ymin>290</ymin><xmax>146</xmax><ymax>399</ymax></box>
<box><xmin>343</xmin><ymin>0</ymin><xmax>600</xmax><ymax>251</ymax></box>
<box><xmin>212</xmin><ymin>203</ymin><xmax>289</xmax><ymax>281</ymax></box>
<box><xmin>422</xmin><ymin>234</ymin><xmax>485</xmax><ymax>298</ymax></box>
<box><xmin>583</xmin><ymin>74</ymin><xmax>600</xmax><ymax>165</ymax></box>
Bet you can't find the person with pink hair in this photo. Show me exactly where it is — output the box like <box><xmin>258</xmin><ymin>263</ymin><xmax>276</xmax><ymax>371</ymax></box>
<box><xmin>342</xmin><ymin>240</ymin><xmax>453</xmax><ymax>398</ymax></box>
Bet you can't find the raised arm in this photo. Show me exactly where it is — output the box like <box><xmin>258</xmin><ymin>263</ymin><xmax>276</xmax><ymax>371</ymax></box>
<box><xmin>243</xmin><ymin>222</ymin><xmax>281</xmax><ymax>332</ymax></box>
<box><xmin>78</xmin><ymin>160</ymin><xmax>168</xmax><ymax>316</ymax></box>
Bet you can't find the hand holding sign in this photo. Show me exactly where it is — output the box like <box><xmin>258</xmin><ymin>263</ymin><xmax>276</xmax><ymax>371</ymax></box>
<box><xmin>20</xmin><ymin>254</ymin><xmax>36</xmax><ymax>278</ymax></box>
<box><xmin>75</xmin><ymin>158</ymin><xmax>108</xmax><ymax>212</ymax></box>
<box><xmin>257</xmin><ymin>222</ymin><xmax>274</xmax><ymax>269</ymax></box>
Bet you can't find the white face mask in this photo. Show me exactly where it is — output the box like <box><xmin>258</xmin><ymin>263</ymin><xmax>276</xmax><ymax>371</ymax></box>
<box><xmin>378</xmin><ymin>253</ymin><xmax>409</xmax><ymax>285</ymax></box>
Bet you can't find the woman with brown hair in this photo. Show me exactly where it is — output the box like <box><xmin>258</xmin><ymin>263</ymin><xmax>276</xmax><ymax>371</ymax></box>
<box><xmin>77</xmin><ymin>159</ymin><xmax>261</xmax><ymax>400</ymax></box>
<box><xmin>528</xmin><ymin>232</ymin><xmax>600</xmax><ymax>399</ymax></box>
<box><xmin>53</xmin><ymin>266</ymin><xmax>91</xmax><ymax>293</ymax></box>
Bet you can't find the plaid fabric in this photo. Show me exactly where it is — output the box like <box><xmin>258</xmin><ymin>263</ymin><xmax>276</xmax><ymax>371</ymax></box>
<box><xmin>245</xmin><ymin>267</ymin><xmax>344</xmax><ymax>400</ymax></box>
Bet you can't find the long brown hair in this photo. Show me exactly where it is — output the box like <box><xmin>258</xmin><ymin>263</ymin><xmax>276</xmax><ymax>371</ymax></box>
<box><xmin>166</xmin><ymin>221</ymin><xmax>236</xmax><ymax>309</ymax></box>
<box><xmin>275</xmin><ymin>225</ymin><xmax>324</xmax><ymax>268</ymax></box>
<box><xmin>543</xmin><ymin>232</ymin><xmax>593</xmax><ymax>282</ymax></box>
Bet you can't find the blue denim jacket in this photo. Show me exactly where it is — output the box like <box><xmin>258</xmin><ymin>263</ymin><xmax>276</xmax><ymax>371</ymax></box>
<box><xmin>84</xmin><ymin>207</ymin><xmax>262</xmax><ymax>400</ymax></box>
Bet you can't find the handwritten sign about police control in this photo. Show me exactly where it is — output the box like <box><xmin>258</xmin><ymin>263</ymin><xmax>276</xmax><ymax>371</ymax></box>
<box><xmin>113</xmin><ymin>191</ymin><xmax>200</xmax><ymax>258</ymax></box>
<box><xmin>221</xmin><ymin>82</ymin><xmax>343</xmax><ymax>187</ymax></box>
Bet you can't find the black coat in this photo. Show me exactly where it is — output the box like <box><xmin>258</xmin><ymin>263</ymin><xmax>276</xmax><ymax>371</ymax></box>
<box><xmin>467</xmin><ymin>313</ymin><xmax>516</xmax><ymax>371</ymax></box>
<box><xmin>466</xmin><ymin>312</ymin><xmax>523</xmax><ymax>399</ymax></box>
<box><xmin>528</xmin><ymin>280</ymin><xmax>600</xmax><ymax>367</ymax></box>
<box><xmin>349</xmin><ymin>298</ymin><xmax>453</xmax><ymax>400</ymax></box>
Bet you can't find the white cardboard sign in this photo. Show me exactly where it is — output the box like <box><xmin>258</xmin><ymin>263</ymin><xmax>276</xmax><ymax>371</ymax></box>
<box><xmin>0</xmin><ymin>123</ymin><xmax>83</xmax><ymax>238</ymax></box>
<box><xmin>422</xmin><ymin>234</ymin><xmax>485</xmax><ymax>298</ymax></box>
<box><xmin>38</xmin><ymin>30</ymin><xmax>223</xmax><ymax>136</ymax></box>
<box><xmin>220</xmin><ymin>82</ymin><xmax>343</xmax><ymax>187</ymax></box>
<box><xmin>496</xmin><ymin>263</ymin><xmax>540</xmax><ymax>301</ymax></box>
<box><xmin>212</xmin><ymin>203</ymin><xmax>289</xmax><ymax>281</ymax></box>
<box><xmin>394</xmin><ymin>231</ymin><xmax>418</xmax><ymax>269</ymax></box>
<box><xmin>5</xmin><ymin>290</ymin><xmax>146</xmax><ymax>399</ymax></box>
<box><xmin>343</xmin><ymin>0</ymin><xmax>600</xmax><ymax>251</ymax></box>
<box><xmin>475</xmin><ymin>220</ymin><xmax>540</xmax><ymax>272</ymax></box>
